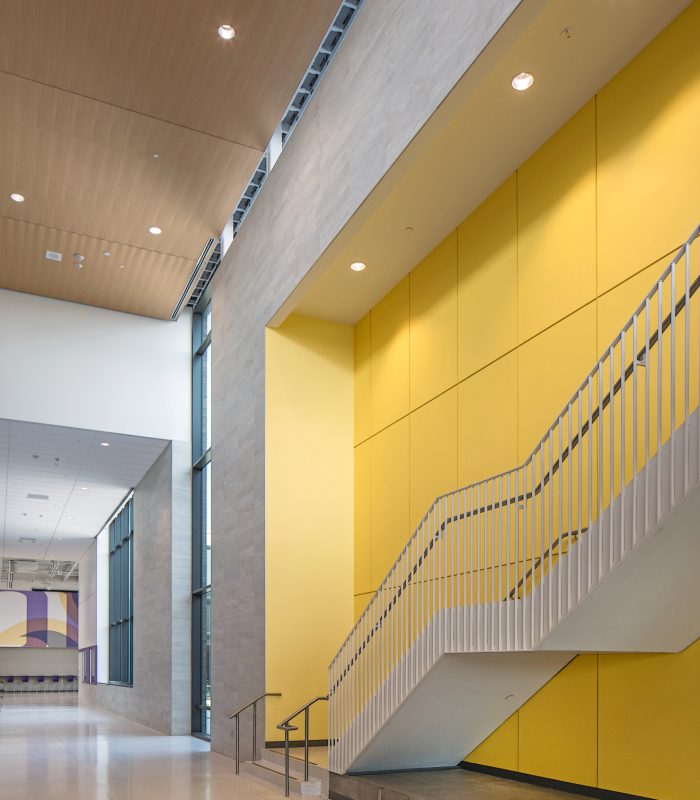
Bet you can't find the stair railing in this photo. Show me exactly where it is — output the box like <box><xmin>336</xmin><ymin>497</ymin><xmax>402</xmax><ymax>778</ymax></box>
<box><xmin>329</xmin><ymin>224</ymin><xmax>700</xmax><ymax>774</ymax></box>
<box><xmin>276</xmin><ymin>695</ymin><xmax>328</xmax><ymax>796</ymax></box>
<box><xmin>228</xmin><ymin>691</ymin><xmax>281</xmax><ymax>774</ymax></box>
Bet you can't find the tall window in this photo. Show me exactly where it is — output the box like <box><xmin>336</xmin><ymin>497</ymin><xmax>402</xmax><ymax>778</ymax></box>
<box><xmin>192</xmin><ymin>300</ymin><xmax>212</xmax><ymax>737</ymax></box>
<box><xmin>109</xmin><ymin>498</ymin><xmax>133</xmax><ymax>685</ymax></box>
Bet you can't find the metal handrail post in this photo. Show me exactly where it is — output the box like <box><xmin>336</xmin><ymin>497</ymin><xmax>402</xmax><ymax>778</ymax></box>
<box><xmin>252</xmin><ymin>702</ymin><xmax>257</xmax><ymax>762</ymax></box>
<box><xmin>235</xmin><ymin>715</ymin><xmax>240</xmax><ymax>774</ymax></box>
<box><xmin>304</xmin><ymin>707</ymin><xmax>309</xmax><ymax>781</ymax></box>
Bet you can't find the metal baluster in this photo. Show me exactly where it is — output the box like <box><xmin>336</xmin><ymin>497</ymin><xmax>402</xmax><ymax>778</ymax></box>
<box><xmin>671</xmin><ymin>261</ymin><xmax>676</xmax><ymax>504</ymax></box>
<box><xmin>658</xmin><ymin>280</ymin><xmax>663</xmax><ymax>523</ymax></box>
<box><xmin>684</xmin><ymin>244</ymin><xmax>690</xmax><ymax>492</ymax></box>
<box><xmin>645</xmin><ymin>296</ymin><xmax>651</xmax><ymax>535</ymax></box>
<box><xmin>609</xmin><ymin>346</ymin><xmax>614</xmax><ymax>572</ymax></box>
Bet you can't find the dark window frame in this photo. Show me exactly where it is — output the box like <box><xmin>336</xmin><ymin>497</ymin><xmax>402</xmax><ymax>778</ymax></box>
<box><xmin>192</xmin><ymin>299</ymin><xmax>212</xmax><ymax>738</ymax></box>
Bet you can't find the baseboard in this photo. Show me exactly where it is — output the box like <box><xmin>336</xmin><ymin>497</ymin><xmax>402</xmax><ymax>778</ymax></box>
<box><xmin>265</xmin><ymin>738</ymin><xmax>328</xmax><ymax>749</ymax></box>
<box><xmin>460</xmin><ymin>761</ymin><xmax>652</xmax><ymax>799</ymax></box>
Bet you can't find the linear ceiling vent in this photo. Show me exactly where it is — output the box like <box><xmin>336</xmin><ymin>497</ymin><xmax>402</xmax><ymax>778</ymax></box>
<box><xmin>45</xmin><ymin>250</ymin><xmax>63</xmax><ymax>262</ymax></box>
<box><xmin>26</xmin><ymin>493</ymin><xmax>49</xmax><ymax>500</ymax></box>
<box><xmin>18</xmin><ymin>537</ymin><xmax>37</xmax><ymax>544</ymax></box>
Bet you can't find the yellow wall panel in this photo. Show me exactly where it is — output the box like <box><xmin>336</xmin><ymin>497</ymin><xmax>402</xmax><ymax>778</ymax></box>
<box><xmin>354</xmin><ymin>312</ymin><xmax>372</xmax><ymax>445</ymax></box>
<box><xmin>466</xmin><ymin>712</ymin><xmax>518</xmax><ymax>771</ymax></box>
<box><xmin>597</xmin><ymin>1</ymin><xmax>700</xmax><ymax>293</ymax></box>
<box><xmin>518</xmin><ymin>101</ymin><xmax>597</xmax><ymax>344</ymax></box>
<box><xmin>370</xmin><ymin>277</ymin><xmax>410</xmax><ymax>434</ymax></box>
<box><xmin>370</xmin><ymin>417</ymin><xmax>410</xmax><ymax>588</ymax></box>
<box><xmin>353</xmin><ymin>592</ymin><xmax>373</xmax><ymax>622</ymax></box>
<box><xmin>265</xmin><ymin>315</ymin><xmax>354</xmax><ymax>740</ymax></box>
<box><xmin>599</xmin><ymin>641</ymin><xmax>700</xmax><ymax>799</ymax></box>
<box><xmin>409</xmin><ymin>387</ymin><xmax>458</xmax><ymax>533</ymax></box>
<box><xmin>519</xmin><ymin>655</ymin><xmax>597</xmax><ymax>787</ymax></box>
<box><xmin>518</xmin><ymin>303</ymin><xmax>598</xmax><ymax>461</ymax></box>
<box><xmin>354</xmin><ymin>441</ymin><xmax>372</xmax><ymax>596</ymax></box>
<box><xmin>458</xmin><ymin>175</ymin><xmax>518</xmax><ymax>379</ymax></box>
<box><xmin>458</xmin><ymin>352</ymin><xmax>518</xmax><ymax>489</ymax></box>
<box><xmin>410</xmin><ymin>232</ymin><xmax>458</xmax><ymax>410</ymax></box>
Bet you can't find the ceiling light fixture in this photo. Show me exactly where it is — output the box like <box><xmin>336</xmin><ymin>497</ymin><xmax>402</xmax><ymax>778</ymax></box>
<box><xmin>80</xmin><ymin>486</ymin><xmax>88</xmax><ymax>491</ymax></box>
<box><xmin>511</xmin><ymin>72</ymin><xmax>534</xmax><ymax>91</ymax></box>
<box><xmin>100</xmin><ymin>442</ymin><xmax>110</xmax><ymax>447</ymax></box>
<box><xmin>73</xmin><ymin>263</ymin><xmax>84</xmax><ymax>270</ymax></box>
<box><xmin>66</xmin><ymin>515</ymin><xmax>73</xmax><ymax>520</ymax></box>
<box><xmin>218</xmin><ymin>24</ymin><xmax>235</xmax><ymax>40</ymax></box>
<box><xmin>57</xmin><ymin>537</ymin><xmax>63</xmax><ymax>541</ymax></box>
<box><xmin>103</xmin><ymin>250</ymin><xmax>111</xmax><ymax>257</ymax></box>
<box><xmin>10</xmin><ymin>192</ymin><xmax>25</xmax><ymax>203</ymax></box>
<box><xmin>152</xmin><ymin>152</ymin><xmax>160</xmax><ymax>159</ymax></box>
<box><xmin>350</xmin><ymin>261</ymin><xmax>366</xmax><ymax>272</ymax></box>
<box><xmin>148</xmin><ymin>226</ymin><xmax>162</xmax><ymax>235</ymax></box>
<box><xmin>119</xmin><ymin>264</ymin><xmax>126</xmax><ymax>269</ymax></box>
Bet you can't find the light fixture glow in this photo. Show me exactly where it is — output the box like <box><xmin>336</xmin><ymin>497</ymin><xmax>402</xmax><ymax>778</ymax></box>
<box><xmin>57</xmin><ymin>537</ymin><xmax>63</xmax><ymax>541</ymax></box>
<box><xmin>80</xmin><ymin>487</ymin><xmax>88</xmax><ymax>491</ymax></box>
<box><xmin>10</xmin><ymin>192</ymin><xmax>25</xmax><ymax>203</ymax></box>
<box><xmin>152</xmin><ymin>152</ymin><xmax>160</xmax><ymax>159</ymax></box>
<box><xmin>100</xmin><ymin>442</ymin><xmax>110</xmax><ymax>447</ymax></box>
<box><xmin>511</xmin><ymin>72</ymin><xmax>534</xmax><ymax>91</ymax></box>
<box><xmin>103</xmin><ymin>250</ymin><xmax>111</xmax><ymax>257</ymax></box>
<box><xmin>148</xmin><ymin>226</ymin><xmax>162</xmax><ymax>235</ymax></box>
<box><xmin>66</xmin><ymin>515</ymin><xmax>73</xmax><ymax>520</ymax></box>
<box><xmin>73</xmin><ymin>263</ymin><xmax>84</xmax><ymax>270</ymax></box>
<box><xmin>218</xmin><ymin>24</ymin><xmax>235</xmax><ymax>39</ymax></box>
<box><xmin>350</xmin><ymin>261</ymin><xmax>366</xmax><ymax>272</ymax></box>
<box><xmin>119</xmin><ymin>264</ymin><xmax>126</xmax><ymax>269</ymax></box>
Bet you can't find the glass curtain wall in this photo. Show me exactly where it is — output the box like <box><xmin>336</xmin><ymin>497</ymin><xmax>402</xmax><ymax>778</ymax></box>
<box><xmin>108</xmin><ymin>498</ymin><xmax>133</xmax><ymax>685</ymax></box>
<box><xmin>192</xmin><ymin>301</ymin><xmax>212</xmax><ymax>737</ymax></box>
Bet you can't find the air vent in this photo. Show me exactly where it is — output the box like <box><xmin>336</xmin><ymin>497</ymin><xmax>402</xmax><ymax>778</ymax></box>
<box><xmin>27</xmin><ymin>493</ymin><xmax>49</xmax><ymax>500</ymax></box>
<box><xmin>45</xmin><ymin>250</ymin><xmax>63</xmax><ymax>262</ymax></box>
<box><xmin>18</xmin><ymin>537</ymin><xmax>37</xmax><ymax>544</ymax></box>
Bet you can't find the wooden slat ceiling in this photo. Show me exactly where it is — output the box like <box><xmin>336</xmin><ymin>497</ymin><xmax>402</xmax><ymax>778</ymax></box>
<box><xmin>0</xmin><ymin>0</ymin><xmax>339</xmax><ymax>319</ymax></box>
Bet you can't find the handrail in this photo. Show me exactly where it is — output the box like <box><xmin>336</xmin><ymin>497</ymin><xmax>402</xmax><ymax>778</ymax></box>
<box><xmin>329</xmin><ymin>226</ymin><xmax>700</xmax><ymax>689</ymax></box>
<box><xmin>276</xmin><ymin>695</ymin><xmax>328</xmax><ymax>796</ymax></box>
<box><xmin>228</xmin><ymin>691</ymin><xmax>281</xmax><ymax>775</ymax></box>
<box><xmin>329</xmin><ymin>223</ymin><xmax>700</xmax><ymax>774</ymax></box>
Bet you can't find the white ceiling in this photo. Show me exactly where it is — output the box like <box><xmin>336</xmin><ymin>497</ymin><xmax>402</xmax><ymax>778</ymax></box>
<box><xmin>0</xmin><ymin>419</ymin><xmax>169</xmax><ymax>562</ymax></box>
<box><xmin>282</xmin><ymin>0</ymin><xmax>692</xmax><ymax>324</ymax></box>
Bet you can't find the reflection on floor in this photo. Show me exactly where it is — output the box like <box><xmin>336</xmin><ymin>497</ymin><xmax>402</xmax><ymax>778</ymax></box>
<box><xmin>364</xmin><ymin>768</ymin><xmax>597</xmax><ymax>800</ymax></box>
<box><xmin>0</xmin><ymin>694</ymin><xmax>281</xmax><ymax>800</ymax></box>
<box><xmin>0</xmin><ymin>695</ymin><xmax>597</xmax><ymax>800</ymax></box>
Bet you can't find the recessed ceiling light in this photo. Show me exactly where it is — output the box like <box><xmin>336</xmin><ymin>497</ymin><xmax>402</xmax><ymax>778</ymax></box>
<box><xmin>74</xmin><ymin>253</ymin><xmax>84</xmax><ymax>262</ymax></box>
<box><xmin>103</xmin><ymin>250</ymin><xmax>111</xmax><ymax>257</ymax></box>
<box><xmin>73</xmin><ymin>263</ymin><xmax>84</xmax><ymax>270</ymax></box>
<box><xmin>45</xmin><ymin>250</ymin><xmax>63</xmax><ymax>262</ymax></box>
<box><xmin>511</xmin><ymin>72</ymin><xmax>534</xmax><ymax>91</ymax></box>
<box><xmin>148</xmin><ymin>226</ymin><xmax>162</xmax><ymax>235</ymax></box>
<box><xmin>80</xmin><ymin>486</ymin><xmax>88</xmax><ymax>491</ymax></box>
<box><xmin>57</xmin><ymin>537</ymin><xmax>63</xmax><ymax>541</ymax></box>
<box><xmin>100</xmin><ymin>442</ymin><xmax>110</xmax><ymax>447</ymax></box>
<box><xmin>350</xmin><ymin>261</ymin><xmax>366</xmax><ymax>272</ymax></box>
<box><xmin>10</xmin><ymin>192</ymin><xmax>25</xmax><ymax>203</ymax></box>
<box><xmin>405</xmin><ymin>226</ymin><xmax>414</xmax><ymax>233</ymax></box>
<box><xmin>66</xmin><ymin>515</ymin><xmax>73</xmax><ymax>520</ymax></box>
<box><xmin>218</xmin><ymin>24</ymin><xmax>235</xmax><ymax>40</ymax></box>
<box><xmin>119</xmin><ymin>264</ymin><xmax>126</xmax><ymax>269</ymax></box>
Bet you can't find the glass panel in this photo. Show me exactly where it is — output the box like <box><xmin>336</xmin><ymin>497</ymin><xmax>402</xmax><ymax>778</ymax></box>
<box><xmin>203</xmin><ymin>344</ymin><xmax>211</xmax><ymax>451</ymax></box>
<box><xmin>201</xmin><ymin>589</ymin><xmax>211</xmax><ymax>737</ymax></box>
<box><xmin>203</xmin><ymin>463</ymin><xmax>212</xmax><ymax>587</ymax></box>
<box><xmin>203</xmin><ymin>302</ymin><xmax>212</xmax><ymax>336</ymax></box>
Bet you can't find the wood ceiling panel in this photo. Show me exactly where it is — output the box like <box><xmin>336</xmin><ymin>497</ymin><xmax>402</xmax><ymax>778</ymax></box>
<box><xmin>0</xmin><ymin>72</ymin><xmax>261</xmax><ymax>260</ymax></box>
<box><xmin>0</xmin><ymin>0</ymin><xmax>339</xmax><ymax>148</ymax></box>
<box><xmin>0</xmin><ymin>217</ymin><xmax>194</xmax><ymax>319</ymax></box>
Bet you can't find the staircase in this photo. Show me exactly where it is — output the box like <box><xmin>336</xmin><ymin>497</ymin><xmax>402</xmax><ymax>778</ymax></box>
<box><xmin>328</xmin><ymin>225</ymin><xmax>700</xmax><ymax>775</ymax></box>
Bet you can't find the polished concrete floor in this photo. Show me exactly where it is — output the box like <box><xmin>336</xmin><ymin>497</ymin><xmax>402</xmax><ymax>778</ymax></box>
<box><xmin>367</xmin><ymin>768</ymin><xmax>597</xmax><ymax>799</ymax></box>
<box><xmin>0</xmin><ymin>694</ymin><xmax>281</xmax><ymax>800</ymax></box>
<box><xmin>0</xmin><ymin>695</ymin><xmax>595</xmax><ymax>800</ymax></box>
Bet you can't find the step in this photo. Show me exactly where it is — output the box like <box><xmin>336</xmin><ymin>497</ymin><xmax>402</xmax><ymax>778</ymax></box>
<box><xmin>242</xmin><ymin>758</ymin><xmax>324</xmax><ymax>797</ymax></box>
<box><xmin>264</xmin><ymin>746</ymin><xmax>329</xmax><ymax>783</ymax></box>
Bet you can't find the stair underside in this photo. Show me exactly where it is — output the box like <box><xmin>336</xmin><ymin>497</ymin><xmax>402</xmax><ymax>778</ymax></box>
<box><xmin>341</xmin><ymin>411</ymin><xmax>700</xmax><ymax>773</ymax></box>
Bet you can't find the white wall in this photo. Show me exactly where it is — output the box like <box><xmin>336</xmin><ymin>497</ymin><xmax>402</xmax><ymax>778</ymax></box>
<box><xmin>0</xmin><ymin>289</ymin><xmax>191</xmax><ymax>441</ymax></box>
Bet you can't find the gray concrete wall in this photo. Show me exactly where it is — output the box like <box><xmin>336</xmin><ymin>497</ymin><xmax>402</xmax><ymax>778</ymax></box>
<box><xmin>210</xmin><ymin>0</ymin><xmax>520</xmax><ymax>756</ymax></box>
<box><xmin>81</xmin><ymin>443</ymin><xmax>191</xmax><ymax>734</ymax></box>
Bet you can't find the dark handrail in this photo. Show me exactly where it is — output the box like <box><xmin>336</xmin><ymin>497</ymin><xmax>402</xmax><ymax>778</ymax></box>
<box><xmin>228</xmin><ymin>692</ymin><xmax>281</xmax><ymax>774</ymax></box>
<box><xmin>330</xmin><ymin>235</ymin><xmax>700</xmax><ymax>695</ymax></box>
<box><xmin>276</xmin><ymin>695</ymin><xmax>328</xmax><ymax>795</ymax></box>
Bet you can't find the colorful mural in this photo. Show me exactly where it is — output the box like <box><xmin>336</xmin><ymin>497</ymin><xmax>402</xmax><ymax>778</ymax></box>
<box><xmin>0</xmin><ymin>590</ymin><xmax>78</xmax><ymax>648</ymax></box>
